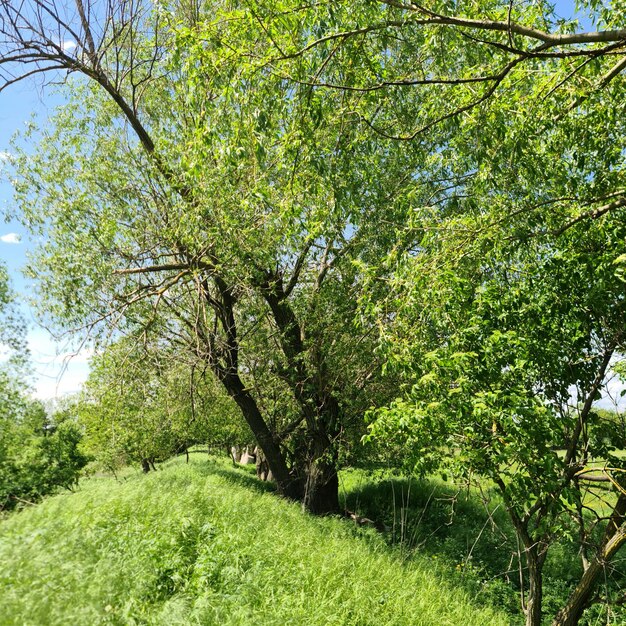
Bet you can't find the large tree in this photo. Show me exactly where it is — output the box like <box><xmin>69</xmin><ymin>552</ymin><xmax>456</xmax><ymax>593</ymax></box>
<box><xmin>1</xmin><ymin>0</ymin><xmax>405</xmax><ymax>513</ymax></box>
<box><xmin>337</xmin><ymin>3</ymin><xmax>626</xmax><ymax>624</ymax></box>
<box><xmin>2</xmin><ymin>6</ymin><xmax>626</xmax><ymax>618</ymax></box>
<box><xmin>367</xmin><ymin>193</ymin><xmax>626</xmax><ymax>625</ymax></box>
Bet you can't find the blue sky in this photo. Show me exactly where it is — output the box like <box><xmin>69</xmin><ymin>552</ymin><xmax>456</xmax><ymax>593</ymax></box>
<box><xmin>0</xmin><ymin>78</ymin><xmax>91</xmax><ymax>400</ymax></box>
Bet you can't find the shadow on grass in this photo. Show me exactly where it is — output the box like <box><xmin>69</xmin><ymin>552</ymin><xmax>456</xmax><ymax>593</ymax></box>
<box><xmin>339</xmin><ymin>473</ymin><xmax>524</xmax><ymax>617</ymax></box>
<box><xmin>342</xmin><ymin>474</ymin><xmax>513</xmax><ymax>560</ymax></box>
<box><xmin>173</xmin><ymin>458</ymin><xmax>626</xmax><ymax>623</ymax></box>
<box><xmin>204</xmin><ymin>462</ymin><xmax>277</xmax><ymax>496</ymax></box>
<box><xmin>340</xmin><ymin>473</ymin><xmax>626</xmax><ymax>623</ymax></box>
<box><xmin>187</xmin><ymin>458</ymin><xmax>523</xmax><ymax>619</ymax></box>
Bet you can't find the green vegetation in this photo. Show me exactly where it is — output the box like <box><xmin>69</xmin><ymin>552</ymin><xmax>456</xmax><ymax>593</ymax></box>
<box><xmin>342</xmin><ymin>470</ymin><xmax>626</xmax><ymax>625</ymax></box>
<box><xmin>0</xmin><ymin>268</ymin><xmax>87</xmax><ymax>511</ymax></box>
<box><xmin>0</xmin><ymin>395</ymin><xmax>88</xmax><ymax>509</ymax></box>
<box><xmin>78</xmin><ymin>339</ymin><xmax>250</xmax><ymax>475</ymax></box>
<box><xmin>0</xmin><ymin>457</ymin><xmax>509</xmax><ymax>626</ymax></box>
<box><xmin>0</xmin><ymin>1</ymin><xmax>625</xmax><ymax>624</ymax></box>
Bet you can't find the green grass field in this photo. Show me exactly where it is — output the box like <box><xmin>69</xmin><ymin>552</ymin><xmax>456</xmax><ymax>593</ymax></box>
<box><xmin>0</xmin><ymin>457</ymin><xmax>510</xmax><ymax>626</ymax></box>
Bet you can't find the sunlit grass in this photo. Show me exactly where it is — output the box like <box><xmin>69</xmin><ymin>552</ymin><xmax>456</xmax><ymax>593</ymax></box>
<box><xmin>0</xmin><ymin>457</ymin><xmax>509</xmax><ymax>626</ymax></box>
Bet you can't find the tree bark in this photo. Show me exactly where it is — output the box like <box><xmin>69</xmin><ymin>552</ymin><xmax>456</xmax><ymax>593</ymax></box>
<box><xmin>494</xmin><ymin>475</ymin><xmax>547</xmax><ymax>626</ymax></box>
<box><xmin>553</xmin><ymin>558</ymin><xmax>604</xmax><ymax>626</ymax></box>
<box><xmin>260</xmin><ymin>276</ymin><xmax>342</xmax><ymax>514</ymax></box>
<box><xmin>220</xmin><ymin>370</ymin><xmax>301</xmax><ymax>500</ymax></box>
<box><xmin>302</xmin><ymin>453</ymin><xmax>339</xmax><ymax>515</ymax></box>
<box><xmin>526</xmin><ymin>548</ymin><xmax>545</xmax><ymax>626</ymax></box>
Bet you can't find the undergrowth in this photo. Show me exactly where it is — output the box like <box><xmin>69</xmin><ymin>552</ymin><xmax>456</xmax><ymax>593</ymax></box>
<box><xmin>0</xmin><ymin>457</ymin><xmax>508</xmax><ymax>626</ymax></box>
<box><xmin>339</xmin><ymin>469</ymin><xmax>626</xmax><ymax>625</ymax></box>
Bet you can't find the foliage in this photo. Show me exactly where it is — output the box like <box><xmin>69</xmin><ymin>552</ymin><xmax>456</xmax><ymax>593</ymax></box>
<box><xmin>364</xmin><ymin>126</ymin><xmax>626</xmax><ymax>625</ymax></box>
<box><xmin>78</xmin><ymin>338</ymin><xmax>249</xmax><ymax>473</ymax></box>
<box><xmin>1</xmin><ymin>0</ymin><xmax>626</xmax><ymax>620</ymax></box>
<box><xmin>0</xmin><ymin>265</ymin><xmax>83</xmax><ymax>511</ymax></box>
<box><xmin>0</xmin><ymin>390</ymin><xmax>89</xmax><ymax>510</ymax></box>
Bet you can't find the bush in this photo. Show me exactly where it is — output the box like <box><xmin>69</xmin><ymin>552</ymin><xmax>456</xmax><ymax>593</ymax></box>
<box><xmin>0</xmin><ymin>401</ymin><xmax>90</xmax><ymax>510</ymax></box>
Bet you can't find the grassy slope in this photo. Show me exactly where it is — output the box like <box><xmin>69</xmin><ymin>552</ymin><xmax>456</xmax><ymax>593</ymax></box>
<box><xmin>0</xmin><ymin>457</ymin><xmax>510</xmax><ymax>626</ymax></box>
<box><xmin>339</xmin><ymin>470</ymin><xmax>626</xmax><ymax>626</ymax></box>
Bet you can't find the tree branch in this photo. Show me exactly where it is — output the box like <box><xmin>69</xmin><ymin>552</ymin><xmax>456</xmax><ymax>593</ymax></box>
<box><xmin>378</xmin><ymin>0</ymin><xmax>626</xmax><ymax>47</ymax></box>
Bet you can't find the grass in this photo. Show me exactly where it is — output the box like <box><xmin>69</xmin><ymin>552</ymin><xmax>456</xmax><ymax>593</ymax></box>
<box><xmin>339</xmin><ymin>469</ymin><xmax>626</xmax><ymax>625</ymax></box>
<box><xmin>0</xmin><ymin>456</ymin><xmax>510</xmax><ymax>626</ymax></box>
<box><xmin>339</xmin><ymin>470</ymin><xmax>523</xmax><ymax>619</ymax></box>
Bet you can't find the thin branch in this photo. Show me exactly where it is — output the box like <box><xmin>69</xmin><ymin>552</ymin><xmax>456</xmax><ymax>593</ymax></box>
<box><xmin>361</xmin><ymin>56</ymin><xmax>523</xmax><ymax>141</ymax></box>
<box><xmin>284</xmin><ymin>240</ymin><xmax>312</xmax><ymax>297</ymax></box>
<box><xmin>112</xmin><ymin>259</ymin><xmax>213</xmax><ymax>275</ymax></box>
<box><xmin>552</xmin><ymin>196</ymin><xmax>626</xmax><ymax>237</ymax></box>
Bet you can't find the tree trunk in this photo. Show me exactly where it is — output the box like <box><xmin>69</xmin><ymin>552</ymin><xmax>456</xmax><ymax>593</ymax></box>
<box><xmin>207</xmin><ymin>272</ymin><xmax>342</xmax><ymax>513</ymax></box>
<box><xmin>299</xmin><ymin>413</ymin><xmax>341</xmax><ymax>514</ymax></box>
<box><xmin>141</xmin><ymin>458</ymin><xmax>150</xmax><ymax>473</ymax></box>
<box><xmin>494</xmin><ymin>475</ymin><xmax>548</xmax><ymax>626</ymax></box>
<box><xmin>255</xmin><ymin>446</ymin><xmax>272</xmax><ymax>481</ymax></box>
<box><xmin>526</xmin><ymin>549</ymin><xmax>545</xmax><ymax>626</ymax></box>
<box><xmin>229</xmin><ymin>445</ymin><xmax>239</xmax><ymax>465</ymax></box>
<box><xmin>260</xmin><ymin>279</ymin><xmax>341</xmax><ymax>514</ymax></box>
<box><xmin>302</xmin><ymin>455</ymin><xmax>339</xmax><ymax>515</ymax></box>
<box><xmin>553</xmin><ymin>493</ymin><xmax>626</xmax><ymax>626</ymax></box>
<box><xmin>552</xmin><ymin>559</ymin><xmax>604</xmax><ymax>626</ymax></box>
<box><xmin>221</xmin><ymin>371</ymin><xmax>301</xmax><ymax>500</ymax></box>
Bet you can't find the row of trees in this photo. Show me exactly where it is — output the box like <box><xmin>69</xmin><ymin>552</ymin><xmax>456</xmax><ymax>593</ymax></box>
<box><xmin>1</xmin><ymin>1</ymin><xmax>626</xmax><ymax>624</ymax></box>
<box><xmin>78</xmin><ymin>337</ymin><xmax>251</xmax><ymax>473</ymax></box>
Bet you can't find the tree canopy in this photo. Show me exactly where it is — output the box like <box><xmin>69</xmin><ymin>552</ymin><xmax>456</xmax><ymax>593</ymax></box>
<box><xmin>1</xmin><ymin>1</ymin><xmax>626</xmax><ymax>624</ymax></box>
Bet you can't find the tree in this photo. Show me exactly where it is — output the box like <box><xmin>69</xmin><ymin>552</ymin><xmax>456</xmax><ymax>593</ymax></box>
<box><xmin>0</xmin><ymin>378</ymin><xmax>89</xmax><ymax>510</ymax></box>
<box><xmin>2</xmin><ymin>4</ymin><xmax>625</xmax><ymax>618</ymax></box>
<box><xmin>0</xmin><ymin>263</ymin><xmax>62</xmax><ymax>510</ymax></box>
<box><xmin>366</xmin><ymin>199</ymin><xmax>626</xmax><ymax>623</ymax></box>
<box><xmin>1</xmin><ymin>0</ymin><xmax>404</xmax><ymax>513</ymax></box>
<box><xmin>351</xmin><ymin>1</ymin><xmax>626</xmax><ymax>619</ymax></box>
<box><xmin>78</xmin><ymin>337</ymin><xmax>250</xmax><ymax>473</ymax></box>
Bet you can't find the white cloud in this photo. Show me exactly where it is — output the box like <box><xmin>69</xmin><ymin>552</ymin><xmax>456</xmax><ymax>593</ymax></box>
<box><xmin>34</xmin><ymin>372</ymin><xmax>87</xmax><ymax>400</ymax></box>
<box><xmin>0</xmin><ymin>233</ymin><xmax>21</xmax><ymax>244</ymax></box>
<box><xmin>61</xmin><ymin>40</ymin><xmax>77</xmax><ymax>52</ymax></box>
<box><xmin>0</xmin><ymin>151</ymin><xmax>10</xmax><ymax>162</ymax></box>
